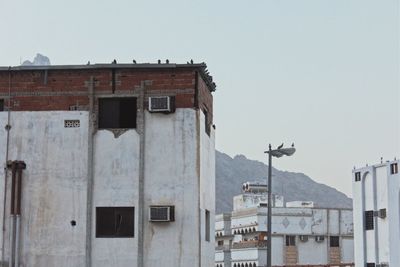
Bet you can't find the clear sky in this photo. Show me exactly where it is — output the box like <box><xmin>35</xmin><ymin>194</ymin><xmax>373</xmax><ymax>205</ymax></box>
<box><xmin>1</xmin><ymin>0</ymin><xmax>399</xmax><ymax>197</ymax></box>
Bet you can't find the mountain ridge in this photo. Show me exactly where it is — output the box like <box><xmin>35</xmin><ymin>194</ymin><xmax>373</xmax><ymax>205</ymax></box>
<box><xmin>215</xmin><ymin>150</ymin><xmax>352</xmax><ymax>214</ymax></box>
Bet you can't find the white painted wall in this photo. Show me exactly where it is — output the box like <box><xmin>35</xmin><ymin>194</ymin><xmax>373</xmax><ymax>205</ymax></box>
<box><xmin>0</xmin><ymin>111</ymin><xmax>89</xmax><ymax>267</ymax></box>
<box><xmin>353</xmin><ymin>161</ymin><xmax>400</xmax><ymax>267</ymax></box>
<box><xmin>91</xmin><ymin>129</ymin><xmax>140</xmax><ymax>267</ymax></box>
<box><xmin>0</xmin><ymin>108</ymin><xmax>215</xmax><ymax>267</ymax></box>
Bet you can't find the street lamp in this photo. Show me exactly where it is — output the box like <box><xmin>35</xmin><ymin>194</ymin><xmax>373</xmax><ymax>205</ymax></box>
<box><xmin>264</xmin><ymin>143</ymin><xmax>296</xmax><ymax>267</ymax></box>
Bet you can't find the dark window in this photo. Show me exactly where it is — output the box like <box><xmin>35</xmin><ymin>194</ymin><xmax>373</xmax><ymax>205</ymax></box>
<box><xmin>330</xmin><ymin>236</ymin><xmax>340</xmax><ymax>247</ymax></box>
<box><xmin>217</xmin><ymin>240</ymin><xmax>224</xmax><ymax>246</ymax></box>
<box><xmin>205</xmin><ymin>209</ymin><xmax>210</xmax><ymax>242</ymax></box>
<box><xmin>355</xmin><ymin>172</ymin><xmax>361</xmax><ymax>182</ymax></box>
<box><xmin>98</xmin><ymin>98</ymin><xmax>137</xmax><ymax>129</ymax></box>
<box><xmin>366</xmin><ymin>263</ymin><xmax>375</xmax><ymax>267</ymax></box>
<box><xmin>365</xmin><ymin>210</ymin><xmax>374</xmax><ymax>230</ymax></box>
<box><xmin>0</xmin><ymin>99</ymin><xmax>4</xmax><ymax>111</ymax></box>
<box><xmin>391</xmin><ymin>163</ymin><xmax>398</xmax><ymax>174</ymax></box>
<box><xmin>286</xmin><ymin>235</ymin><xmax>296</xmax><ymax>246</ymax></box>
<box><xmin>96</xmin><ymin>207</ymin><xmax>134</xmax><ymax>238</ymax></box>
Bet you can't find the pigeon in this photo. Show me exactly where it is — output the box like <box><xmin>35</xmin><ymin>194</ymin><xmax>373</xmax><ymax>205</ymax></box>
<box><xmin>112</xmin><ymin>59</ymin><xmax>117</xmax><ymax>64</ymax></box>
<box><xmin>166</xmin><ymin>59</ymin><xmax>169</xmax><ymax>64</ymax></box>
<box><xmin>158</xmin><ymin>59</ymin><xmax>161</xmax><ymax>64</ymax></box>
<box><xmin>133</xmin><ymin>60</ymin><xmax>136</xmax><ymax>64</ymax></box>
<box><xmin>87</xmin><ymin>61</ymin><xmax>90</xmax><ymax>65</ymax></box>
<box><xmin>291</xmin><ymin>142</ymin><xmax>295</xmax><ymax>147</ymax></box>
<box><xmin>277</xmin><ymin>143</ymin><xmax>284</xmax><ymax>149</ymax></box>
<box><xmin>190</xmin><ymin>59</ymin><xmax>194</xmax><ymax>64</ymax></box>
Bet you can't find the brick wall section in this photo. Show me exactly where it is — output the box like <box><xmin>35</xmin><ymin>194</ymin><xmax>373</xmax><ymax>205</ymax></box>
<box><xmin>285</xmin><ymin>246</ymin><xmax>298</xmax><ymax>265</ymax></box>
<box><xmin>197</xmin><ymin>72</ymin><xmax>213</xmax><ymax>126</ymax></box>
<box><xmin>329</xmin><ymin>247</ymin><xmax>341</xmax><ymax>264</ymax></box>
<box><xmin>0</xmin><ymin>66</ymin><xmax>214</xmax><ymax>123</ymax></box>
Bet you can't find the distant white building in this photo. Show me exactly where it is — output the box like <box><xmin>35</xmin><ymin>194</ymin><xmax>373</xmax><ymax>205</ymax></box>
<box><xmin>215</xmin><ymin>182</ymin><xmax>354</xmax><ymax>267</ymax></box>
<box><xmin>353</xmin><ymin>159</ymin><xmax>399</xmax><ymax>267</ymax></box>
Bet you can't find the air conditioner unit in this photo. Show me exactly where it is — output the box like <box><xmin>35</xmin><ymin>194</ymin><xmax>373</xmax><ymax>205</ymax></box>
<box><xmin>315</xmin><ymin>236</ymin><xmax>325</xmax><ymax>243</ymax></box>
<box><xmin>148</xmin><ymin>96</ymin><xmax>174</xmax><ymax>113</ymax></box>
<box><xmin>149</xmin><ymin>206</ymin><xmax>175</xmax><ymax>222</ymax></box>
<box><xmin>375</xmin><ymin>209</ymin><xmax>387</xmax><ymax>219</ymax></box>
<box><xmin>299</xmin><ymin>235</ymin><xmax>308</xmax><ymax>242</ymax></box>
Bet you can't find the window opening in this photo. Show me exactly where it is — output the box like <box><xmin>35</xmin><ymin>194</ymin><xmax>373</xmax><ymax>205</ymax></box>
<box><xmin>98</xmin><ymin>98</ymin><xmax>137</xmax><ymax>129</ymax></box>
<box><xmin>96</xmin><ymin>207</ymin><xmax>134</xmax><ymax>238</ymax></box>
<box><xmin>0</xmin><ymin>99</ymin><xmax>4</xmax><ymax>111</ymax></box>
<box><xmin>391</xmin><ymin>163</ymin><xmax>398</xmax><ymax>174</ymax></box>
<box><xmin>330</xmin><ymin>236</ymin><xmax>339</xmax><ymax>247</ymax></box>
<box><xmin>285</xmin><ymin>235</ymin><xmax>296</xmax><ymax>246</ymax></box>
<box><xmin>355</xmin><ymin>172</ymin><xmax>361</xmax><ymax>182</ymax></box>
<box><xmin>365</xmin><ymin>210</ymin><xmax>374</xmax><ymax>230</ymax></box>
<box><xmin>205</xmin><ymin>209</ymin><xmax>210</xmax><ymax>242</ymax></box>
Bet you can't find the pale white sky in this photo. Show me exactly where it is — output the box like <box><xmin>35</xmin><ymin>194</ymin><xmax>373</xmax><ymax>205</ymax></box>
<box><xmin>0</xmin><ymin>0</ymin><xmax>399</xmax><ymax>197</ymax></box>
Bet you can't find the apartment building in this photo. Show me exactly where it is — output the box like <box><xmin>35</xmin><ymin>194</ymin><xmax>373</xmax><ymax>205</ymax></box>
<box><xmin>0</xmin><ymin>62</ymin><xmax>216</xmax><ymax>267</ymax></box>
<box><xmin>353</xmin><ymin>159</ymin><xmax>399</xmax><ymax>267</ymax></box>
<box><xmin>215</xmin><ymin>182</ymin><xmax>354</xmax><ymax>267</ymax></box>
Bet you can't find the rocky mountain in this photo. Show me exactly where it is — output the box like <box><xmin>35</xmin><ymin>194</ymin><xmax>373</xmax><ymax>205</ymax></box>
<box><xmin>216</xmin><ymin>151</ymin><xmax>352</xmax><ymax>214</ymax></box>
<box><xmin>22</xmin><ymin>53</ymin><xmax>51</xmax><ymax>66</ymax></box>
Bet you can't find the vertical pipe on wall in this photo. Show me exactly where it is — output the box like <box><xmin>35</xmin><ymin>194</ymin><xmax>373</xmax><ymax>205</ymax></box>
<box><xmin>14</xmin><ymin>164</ymin><xmax>23</xmax><ymax>267</ymax></box>
<box><xmin>8</xmin><ymin>163</ymin><xmax>16</xmax><ymax>267</ymax></box>
<box><xmin>85</xmin><ymin>77</ymin><xmax>95</xmax><ymax>267</ymax></box>
<box><xmin>137</xmin><ymin>81</ymin><xmax>146</xmax><ymax>267</ymax></box>
<box><xmin>2</xmin><ymin>68</ymin><xmax>12</xmax><ymax>264</ymax></box>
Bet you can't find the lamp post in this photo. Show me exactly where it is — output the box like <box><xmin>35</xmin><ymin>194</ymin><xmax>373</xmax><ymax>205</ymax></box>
<box><xmin>264</xmin><ymin>143</ymin><xmax>296</xmax><ymax>267</ymax></box>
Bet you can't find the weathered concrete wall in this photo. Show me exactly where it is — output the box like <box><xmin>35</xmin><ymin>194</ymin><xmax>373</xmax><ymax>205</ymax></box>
<box><xmin>199</xmin><ymin>110</ymin><xmax>216</xmax><ymax>266</ymax></box>
<box><xmin>91</xmin><ymin>129</ymin><xmax>140</xmax><ymax>266</ymax></box>
<box><xmin>143</xmin><ymin>109</ymin><xmax>204</xmax><ymax>267</ymax></box>
<box><xmin>0</xmin><ymin>111</ymin><xmax>89</xmax><ymax>267</ymax></box>
<box><xmin>0</xmin><ymin>109</ymin><xmax>216</xmax><ymax>267</ymax></box>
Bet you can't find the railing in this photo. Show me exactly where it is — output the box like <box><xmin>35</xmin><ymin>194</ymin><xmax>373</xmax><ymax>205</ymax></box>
<box><xmin>231</xmin><ymin>240</ymin><xmax>267</xmax><ymax>249</ymax></box>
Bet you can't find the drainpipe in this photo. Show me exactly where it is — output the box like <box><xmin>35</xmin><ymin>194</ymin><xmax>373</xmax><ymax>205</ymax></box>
<box><xmin>14</xmin><ymin>162</ymin><xmax>24</xmax><ymax>267</ymax></box>
<box><xmin>85</xmin><ymin>77</ymin><xmax>95</xmax><ymax>267</ymax></box>
<box><xmin>137</xmin><ymin>81</ymin><xmax>146</xmax><ymax>267</ymax></box>
<box><xmin>8</xmin><ymin>163</ymin><xmax>16</xmax><ymax>267</ymax></box>
<box><xmin>2</xmin><ymin>67</ymin><xmax>12</xmax><ymax>264</ymax></box>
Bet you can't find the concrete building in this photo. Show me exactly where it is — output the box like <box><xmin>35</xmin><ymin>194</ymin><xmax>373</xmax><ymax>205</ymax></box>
<box><xmin>0</xmin><ymin>62</ymin><xmax>216</xmax><ymax>267</ymax></box>
<box><xmin>215</xmin><ymin>182</ymin><xmax>354</xmax><ymax>267</ymax></box>
<box><xmin>353</xmin><ymin>159</ymin><xmax>399</xmax><ymax>267</ymax></box>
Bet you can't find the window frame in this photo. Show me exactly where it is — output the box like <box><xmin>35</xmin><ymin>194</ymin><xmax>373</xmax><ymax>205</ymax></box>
<box><xmin>96</xmin><ymin>207</ymin><xmax>135</xmax><ymax>238</ymax></box>
<box><xmin>205</xmin><ymin>209</ymin><xmax>211</xmax><ymax>242</ymax></box>
<box><xmin>98</xmin><ymin>97</ymin><xmax>137</xmax><ymax>129</ymax></box>
<box><xmin>329</xmin><ymin>236</ymin><xmax>340</xmax><ymax>247</ymax></box>
<box><xmin>285</xmin><ymin>235</ymin><xmax>296</xmax><ymax>246</ymax></box>
<box><xmin>365</xmin><ymin>210</ymin><xmax>374</xmax><ymax>231</ymax></box>
<box><xmin>391</xmin><ymin>163</ymin><xmax>398</xmax><ymax>175</ymax></box>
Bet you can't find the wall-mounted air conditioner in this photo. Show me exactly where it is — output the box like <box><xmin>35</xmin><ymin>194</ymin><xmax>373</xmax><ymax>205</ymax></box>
<box><xmin>149</xmin><ymin>206</ymin><xmax>175</xmax><ymax>222</ymax></box>
<box><xmin>315</xmin><ymin>236</ymin><xmax>325</xmax><ymax>243</ymax></box>
<box><xmin>299</xmin><ymin>235</ymin><xmax>308</xmax><ymax>242</ymax></box>
<box><xmin>374</xmin><ymin>208</ymin><xmax>387</xmax><ymax>219</ymax></box>
<box><xmin>148</xmin><ymin>96</ymin><xmax>175</xmax><ymax>113</ymax></box>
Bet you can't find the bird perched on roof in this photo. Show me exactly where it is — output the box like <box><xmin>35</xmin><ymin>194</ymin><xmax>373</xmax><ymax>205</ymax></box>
<box><xmin>87</xmin><ymin>61</ymin><xmax>90</xmax><ymax>65</ymax></box>
<box><xmin>166</xmin><ymin>59</ymin><xmax>169</xmax><ymax>64</ymax></box>
<box><xmin>132</xmin><ymin>60</ymin><xmax>136</xmax><ymax>64</ymax></box>
<box><xmin>277</xmin><ymin>143</ymin><xmax>284</xmax><ymax>149</ymax></box>
<box><xmin>112</xmin><ymin>59</ymin><xmax>117</xmax><ymax>64</ymax></box>
<box><xmin>291</xmin><ymin>142</ymin><xmax>295</xmax><ymax>147</ymax></box>
<box><xmin>158</xmin><ymin>59</ymin><xmax>161</xmax><ymax>64</ymax></box>
<box><xmin>190</xmin><ymin>59</ymin><xmax>194</xmax><ymax>64</ymax></box>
